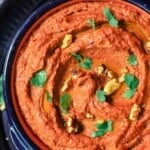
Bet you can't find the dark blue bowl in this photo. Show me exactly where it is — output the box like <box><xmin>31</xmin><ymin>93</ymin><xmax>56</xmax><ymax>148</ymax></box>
<box><xmin>2</xmin><ymin>0</ymin><xmax>67</xmax><ymax>149</ymax></box>
<box><xmin>2</xmin><ymin>0</ymin><xmax>150</xmax><ymax>149</ymax></box>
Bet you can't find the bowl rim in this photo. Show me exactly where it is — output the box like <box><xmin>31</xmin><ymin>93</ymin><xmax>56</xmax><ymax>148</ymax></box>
<box><xmin>2</xmin><ymin>0</ymin><xmax>150</xmax><ymax>149</ymax></box>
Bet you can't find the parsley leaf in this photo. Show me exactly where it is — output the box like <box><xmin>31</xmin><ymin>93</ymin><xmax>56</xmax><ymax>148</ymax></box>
<box><xmin>46</xmin><ymin>90</ymin><xmax>52</xmax><ymax>102</ymax></box>
<box><xmin>103</xmin><ymin>7</ymin><xmax>119</xmax><ymax>27</ymax></box>
<box><xmin>30</xmin><ymin>69</ymin><xmax>47</xmax><ymax>87</ymax></box>
<box><xmin>87</xmin><ymin>19</ymin><xmax>96</xmax><ymax>30</ymax></box>
<box><xmin>70</xmin><ymin>53</ymin><xmax>92</xmax><ymax>70</ymax></box>
<box><xmin>70</xmin><ymin>52</ymin><xmax>82</xmax><ymax>62</ymax></box>
<box><xmin>0</xmin><ymin>75</ymin><xmax>5</xmax><ymax>111</ymax></box>
<box><xmin>127</xmin><ymin>54</ymin><xmax>138</xmax><ymax>66</ymax></box>
<box><xmin>91</xmin><ymin>129</ymin><xmax>106</xmax><ymax>137</ymax></box>
<box><xmin>79</xmin><ymin>57</ymin><xmax>92</xmax><ymax>70</ymax></box>
<box><xmin>107</xmin><ymin>120</ymin><xmax>113</xmax><ymax>131</ymax></box>
<box><xmin>96</xmin><ymin>90</ymin><xmax>106</xmax><ymax>102</ymax></box>
<box><xmin>123</xmin><ymin>89</ymin><xmax>135</xmax><ymax>99</ymax></box>
<box><xmin>60</xmin><ymin>93</ymin><xmax>71</xmax><ymax>114</ymax></box>
<box><xmin>123</xmin><ymin>73</ymin><xmax>139</xmax><ymax>99</ymax></box>
<box><xmin>124</xmin><ymin>73</ymin><xmax>139</xmax><ymax>90</ymax></box>
<box><xmin>92</xmin><ymin>120</ymin><xmax>113</xmax><ymax>138</ymax></box>
<box><xmin>95</xmin><ymin>120</ymin><xmax>112</xmax><ymax>131</ymax></box>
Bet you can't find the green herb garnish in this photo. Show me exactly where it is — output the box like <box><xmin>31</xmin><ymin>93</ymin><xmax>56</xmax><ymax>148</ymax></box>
<box><xmin>79</xmin><ymin>57</ymin><xmax>92</xmax><ymax>70</ymax></box>
<box><xmin>124</xmin><ymin>73</ymin><xmax>139</xmax><ymax>90</ymax></box>
<box><xmin>91</xmin><ymin>120</ymin><xmax>113</xmax><ymax>138</ymax></box>
<box><xmin>103</xmin><ymin>7</ymin><xmax>119</xmax><ymax>27</ymax></box>
<box><xmin>60</xmin><ymin>93</ymin><xmax>71</xmax><ymax>114</ymax></box>
<box><xmin>96</xmin><ymin>90</ymin><xmax>106</xmax><ymax>102</ymax></box>
<box><xmin>30</xmin><ymin>69</ymin><xmax>47</xmax><ymax>87</ymax></box>
<box><xmin>123</xmin><ymin>89</ymin><xmax>135</xmax><ymax>99</ymax></box>
<box><xmin>70</xmin><ymin>52</ymin><xmax>82</xmax><ymax>62</ymax></box>
<box><xmin>0</xmin><ymin>75</ymin><xmax>5</xmax><ymax>111</ymax></box>
<box><xmin>87</xmin><ymin>19</ymin><xmax>96</xmax><ymax>30</ymax></box>
<box><xmin>123</xmin><ymin>73</ymin><xmax>139</xmax><ymax>99</ymax></box>
<box><xmin>70</xmin><ymin>52</ymin><xmax>92</xmax><ymax>70</ymax></box>
<box><xmin>46</xmin><ymin>90</ymin><xmax>52</xmax><ymax>102</ymax></box>
<box><xmin>127</xmin><ymin>54</ymin><xmax>138</xmax><ymax>66</ymax></box>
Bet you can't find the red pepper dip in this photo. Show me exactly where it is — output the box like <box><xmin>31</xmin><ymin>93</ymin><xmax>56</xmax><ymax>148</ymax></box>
<box><xmin>12</xmin><ymin>0</ymin><xmax>150</xmax><ymax>149</ymax></box>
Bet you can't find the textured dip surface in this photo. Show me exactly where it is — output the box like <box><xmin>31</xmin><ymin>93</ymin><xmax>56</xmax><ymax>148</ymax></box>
<box><xmin>13</xmin><ymin>0</ymin><xmax>150</xmax><ymax>149</ymax></box>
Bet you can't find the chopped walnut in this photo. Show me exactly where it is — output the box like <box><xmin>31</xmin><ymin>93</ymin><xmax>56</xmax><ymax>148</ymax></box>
<box><xmin>97</xmin><ymin>119</ymin><xmax>105</xmax><ymax>124</ymax></box>
<box><xmin>104</xmin><ymin>79</ymin><xmax>121</xmax><ymax>95</ymax></box>
<box><xmin>61</xmin><ymin>34</ymin><xmax>73</xmax><ymax>49</ymax></box>
<box><xmin>144</xmin><ymin>41</ymin><xmax>150</xmax><ymax>54</ymax></box>
<box><xmin>86</xmin><ymin>113</ymin><xmax>94</xmax><ymax>119</ymax></box>
<box><xmin>107</xmin><ymin>71</ymin><xmax>114</xmax><ymax>79</ymax></box>
<box><xmin>61</xmin><ymin>77</ymin><xmax>71</xmax><ymax>92</ymax></box>
<box><xmin>71</xmin><ymin>69</ymin><xmax>78</xmax><ymax>79</ymax></box>
<box><xmin>66</xmin><ymin>117</ymin><xmax>79</xmax><ymax>134</ymax></box>
<box><xmin>95</xmin><ymin>64</ymin><xmax>106</xmax><ymax>75</ymax></box>
<box><xmin>120</xmin><ymin>67</ymin><xmax>128</xmax><ymax>74</ymax></box>
<box><xmin>66</xmin><ymin>117</ymin><xmax>73</xmax><ymax>127</ymax></box>
<box><xmin>118</xmin><ymin>74</ymin><xmax>125</xmax><ymax>83</ymax></box>
<box><xmin>96</xmin><ymin>65</ymin><xmax>104</xmax><ymax>75</ymax></box>
<box><xmin>129</xmin><ymin>104</ymin><xmax>141</xmax><ymax>121</ymax></box>
<box><xmin>67</xmin><ymin>126</ymin><xmax>75</xmax><ymax>133</ymax></box>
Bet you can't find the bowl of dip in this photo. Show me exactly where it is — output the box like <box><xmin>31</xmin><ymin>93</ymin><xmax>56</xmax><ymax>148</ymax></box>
<box><xmin>3</xmin><ymin>0</ymin><xmax>150</xmax><ymax>149</ymax></box>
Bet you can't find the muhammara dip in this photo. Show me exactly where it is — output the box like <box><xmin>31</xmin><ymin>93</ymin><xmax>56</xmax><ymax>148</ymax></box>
<box><xmin>13</xmin><ymin>0</ymin><xmax>150</xmax><ymax>149</ymax></box>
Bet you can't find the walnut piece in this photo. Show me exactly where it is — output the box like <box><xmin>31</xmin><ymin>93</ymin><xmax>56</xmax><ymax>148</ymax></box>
<box><xmin>129</xmin><ymin>104</ymin><xmax>141</xmax><ymax>121</ymax></box>
<box><xmin>104</xmin><ymin>79</ymin><xmax>121</xmax><ymax>95</ymax></box>
<box><xmin>61</xmin><ymin>34</ymin><xmax>73</xmax><ymax>49</ymax></box>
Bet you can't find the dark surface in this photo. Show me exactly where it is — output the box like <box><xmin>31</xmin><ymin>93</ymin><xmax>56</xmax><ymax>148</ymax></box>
<box><xmin>0</xmin><ymin>0</ymin><xmax>149</xmax><ymax>150</ymax></box>
<box><xmin>0</xmin><ymin>2</ymin><xmax>18</xmax><ymax>150</ymax></box>
<box><xmin>0</xmin><ymin>0</ymin><xmax>17</xmax><ymax>17</ymax></box>
<box><xmin>0</xmin><ymin>112</ymin><xmax>9</xmax><ymax>150</ymax></box>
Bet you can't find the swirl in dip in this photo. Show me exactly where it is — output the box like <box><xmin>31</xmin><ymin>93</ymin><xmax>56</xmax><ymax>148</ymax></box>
<box><xmin>12</xmin><ymin>0</ymin><xmax>150</xmax><ymax>149</ymax></box>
